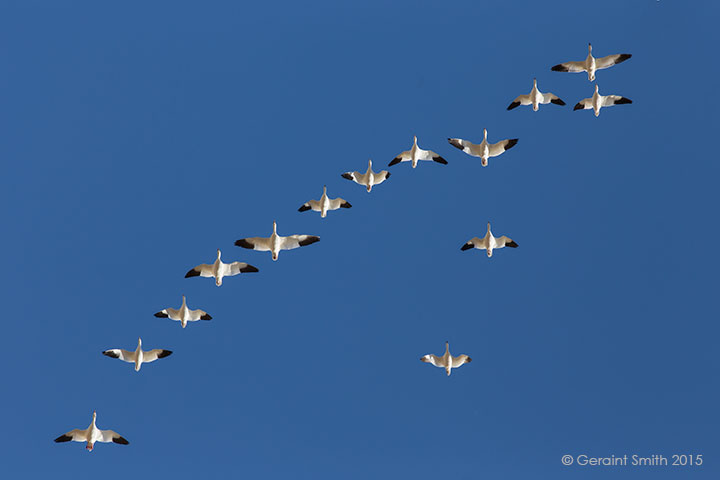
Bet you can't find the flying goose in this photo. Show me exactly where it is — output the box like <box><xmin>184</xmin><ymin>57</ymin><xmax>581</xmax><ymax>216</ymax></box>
<box><xmin>573</xmin><ymin>84</ymin><xmax>632</xmax><ymax>117</ymax></box>
<box><xmin>102</xmin><ymin>337</ymin><xmax>172</xmax><ymax>371</ymax></box>
<box><xmin>420</xmin><ymin>341</ymin><xmax>472</xmax><ymax>376</ymax></box>
<box><xmin>461</xmin><ymin>222</ymin><xmax>518</xmax><ymax>257</ymax></box>
<box><xmin>235</xmin><ymin>220</ymin><xmax>320</xmax><ymax>261</ymax></box>
<box><xmin>388</xmin><ymin>135</ymin><xmax>448</xmax><ymax>168</ymax></box>
<box><xmin>507</xmin><ymin>78</ymin><xmax>566</xmax><ymax>111</ymax></box>
<box><xmin>341</xmin><ymin>159</ymin><xmax>391</xmax><ymax>192</ymax></box>
<box><xmin>298</xmin><ymin>185</ymin><xmax>352</xmax><ymax>218</ymax></box>
<box><xmin>551</xmin><ymin>43</ymin><xmax>631</xmax><ymax>81</ymax></box>
<box><xmin>185</xmin><ymin>249</ymin><xmax>259</xmax><ymax>286</ymax></box>
<box><xmin>448</xmin><ymin>129</ymin><xmax>518</xmax><ymax>167</ymax></box>
<box><xmin>154</xmin><ymin>295</ymin><xmax>212</xmax><ymax>328</ymax></box>
<box><xmin>54</xmin><ymin>411</ymin><xmax>129</xmax><ymax>451</ymax></box>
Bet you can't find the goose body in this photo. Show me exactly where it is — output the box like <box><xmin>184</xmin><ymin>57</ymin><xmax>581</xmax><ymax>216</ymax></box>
<box><xmin>298</xmin><ymin>186</ymin><xmax>352</xmax><ymax>218</ymax></box>
<box><xmin>507</xmin><ymin>78</ymin><xmax>565</xmax><ymax>111</ymax></box>
<box><xmin>388</xmin><ymin>135</ymin><xmax>448</xmax><ymax>168</ymax></box>
<box><xmin>235</xmin><ymin>221</ymin><xmax>320</xmax><ymax>261</ymax></box>
<box><xmin>342</xmin><ymin>159</ymin><xmax>391</xmax><ymax>192</ymax></box>
<box><xmin>448</xmin><ymin>129</ymin><xmax>518</xmax><ymax>167</ymax></box>
<box><xmin>420</xmin><ymin>341</ymin><xmax>472</xmax><ymax>376</ymax></box>
<box><xmin>551</xmin><ymin>43</ymin><xmax>631</xmax><ymax>81</ymax></box>
<box><xmin>154</xmin><ymin>295</ymin><xmax>212</xmax><ymax>328</ymax></box>
<box><xmin>461</xmin><ymin>222</ymin><xmax>518</xmax><ymax>257</ymax></box>
<box><xmin>185</xmin><ymin>249</ymin><xmax>259</xmax><ymax>286</ymax></box>
<box><xmin>54</xmin><ymin>411</ymin><xmax>129</xmax><ymax>451</ymax></box>
<box><xmin>102</xmin><ymin>337</ymin><xmax>172</xmax><ymax>371</ymax></box>
<box><xmin>573</xmin><ymin>84</ymin><xmax>632</xmax><ymax>117</ymax></box>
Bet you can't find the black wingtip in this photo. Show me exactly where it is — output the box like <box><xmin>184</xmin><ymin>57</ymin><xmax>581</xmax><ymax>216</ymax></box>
<box><xmin>388</xmin><ymin>157</ymin><xmax>402</xmax><ymax>167</ymax></box>
<box><xmin>54</xmin><ymin>434</ymin><xmax>72</xmax><ymax>443</ymax></box>
<box><xmin>298</xmin><ymin>204</ymin><xmax>311</xmax><ymax>212</ymax></box>
<box><xmin>507</xmin><ymin>101</ymin><xmax>520</xmax><ymax>111</ymax></box>
<box><xmin>505</xmin><ymin>138</ymin><xmax>518</xmax><ymax>150</ymax></box>
<box><xmin>616</xmin><ymin>97</ymin><xmax>632</xmax><ymax>105</ymax></box>
<box><xmin>506</xmin><ymin>240</ymin><xmax>519</xmax><ymax>248</ymax></box>
<box><xmin>433</xmin><ymin>156</ymin><xmax>448</xmax><ymax>165</ymax></box>
<box><xmin>102</xmin><ymin>350</ymin><xmax>120</xmax><ymax>358</ymax></box>
<box><xmin>460</xmin><ymin>243</ymin><xmax>473</xmax><ymax>251</ymax></box>
<box><xmin>447</xmin><ymin>138</ymin><xmax>463</xmax><ymax>150</ymax></box>
<box><xmin>185</xmin><ymin>268</ymin><xmax>200</xmax><ymax>278</ymax></box>
<box><xmin>385</xmin><ymin>172</ymin><xmax>391</xmax><ymax>179</ymax></box>
<box><xmin>573</xmin><ymin>103</ymin><xmax>584</xmax><ymax>111</ymax></box>
<box><xmin>551</xmin><ymin>64</ymin><xmax>568</xmax><ymax>72</ymax></box>
<box><xmin>157</xmin><ymin>350</ymin><xmax>173</xmax><ymax>359</ymax></box>
<box><xmin>551</xmin><ymin>98</ymin><xmax>566</xmax><ymax>106</ymax></box>
<box><xmin>340</xmin><ymin>201</ymin><xmax>352</xmax><ymax>209</ymax></box>
<box><xmin>616</xmin><ymin>53</ymin><xmax>632</xmax><ymax>64</ymax></box>
<box><xmin>201</xmin><ymin>313</ymin><xmax>213</xmax><ymax>320</ymax></box>
<box><xmin>341</xmin><ymin>172</ymin><xmax>353</xmax><ymax>181</ymax></box>
<box><xmin>235</xmin><ymin>239</ymin><xmax>253</xmax><ymax>249</ymax></box>
<box><xmin>298</xmin><ymin>236</ymin><xmax>320</xmax><ymax>247</ymax></box>
<box><xmin>240</xmin><ymin>264</ymin><xmax>259</xmax><ymax>273</ymax></box>
<box><xmin>154</xmin><ymin>311</ymin><xmax>169</xmax><ymax>318</ymax></box>
<box><xmin>465</xmin><ymin>357</ymin><xmax>473</xmax><ymax>363</ymax></box>
<box><xmin>112</xmin><ymin>436</ymin><xmax>129</xmax><ymax>445</ymax></box>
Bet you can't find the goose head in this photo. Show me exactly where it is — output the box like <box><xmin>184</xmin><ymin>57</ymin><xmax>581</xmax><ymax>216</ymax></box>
<box><xmin>588</xmin><ymin>43</ymin><xmax>593</xmax><ymax>54</ymax></box>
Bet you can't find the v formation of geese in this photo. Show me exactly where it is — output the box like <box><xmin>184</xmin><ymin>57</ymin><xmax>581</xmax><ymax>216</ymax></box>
<box><xmin>56</xmin><ymin>42</ymin><xmax>632</xmax><ymax>450</ymax></box>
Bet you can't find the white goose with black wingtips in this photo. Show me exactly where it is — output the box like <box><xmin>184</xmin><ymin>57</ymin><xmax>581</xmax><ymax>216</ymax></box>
<box><xmin>507</xmin><ymin>78</ymin><xmax>565</xmax><ymax>111</ymax></box>
<box><xmin>299</xmin><ymin>185</ymin><xmax>352</xmax><ymax>218</ymax></box>
<box><xmin>573</xmin><ymin>84</ymin><xmax>632</xmax><ymax>117</ymax></box>
<box><xmin>448</xmin><ymin>129</ymin><xmax>518</xmax><ymax>167</ymax></box>
<box><xmin>341</xmin><ymin>159</ymin><xmax>391</xmax><ymax>192</ymax></box>
<box><xmin>388</xmin><ymin>135</ymin><xmax>448</xmax><ymax>168</ymax></box>
<box><xmin>420</xmin><ymin>341</ymin><xmax>472</xmax><ymax>376</ymax></box>
<box><xmin>461</xmin><ymin>222</ymin><xmax>518</xmax><ymax>257</ymax></box>
<box><xmin>54</xmin><ymin>411</ymin><xmax>129</xmax><ymax>452</ymax></box>
<box><xmin>185</xmin><ymin>249</ymin><xmax>259</xmax><ymax>286</ymax></box>
<box><xmin>235</xmin><ymin>220</ymin><xmax>320</xmax><ymax>261</ymax></box>
<box><xmin>154</xmin><ymin>295</ymin><xmax>212</xmax><ymax>328</ymax></box>
<box><xmin>102</xmin><ymin>337</ymin><xmax>172</xmax><ymax>371</ymax></box>
<box><xmin>551</xmin><ymin>43</ymin><xmax>631</xmax><ymax>81</ymax></box>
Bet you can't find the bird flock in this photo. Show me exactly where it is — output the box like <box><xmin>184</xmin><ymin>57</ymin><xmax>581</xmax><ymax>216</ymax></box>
<box><xmin>54</xmin><ymin>42</ymin><xmax>632</xmax><ymax>451</ymax></box>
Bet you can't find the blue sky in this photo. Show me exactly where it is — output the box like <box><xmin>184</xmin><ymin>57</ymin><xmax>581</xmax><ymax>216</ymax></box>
<box><xmin>1</xmin><ymin>1</ymin><xmax>718</xmax><ymax>478</ymax></box>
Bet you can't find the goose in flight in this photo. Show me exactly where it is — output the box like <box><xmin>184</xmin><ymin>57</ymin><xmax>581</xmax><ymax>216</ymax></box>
<box><xmin>185</xmin><ymin>249</ymin><xmax>258</xmax><ymax>286</ymax></box>
<box><xmin>573</xmin><ymin>84</ymin><xmax>632</xmax><ymax>117</ymax></box>
<box><xmin>298</xmin><ymin>185</ymin><xmax>352</xmax><ymax>218</ymax></box>
<box><xmin>420</xmin><ymin>341</ymin><xmax>472</xmax><ymax>376</ymax></box>
<box><xmin>341</xmin><ymin>159</ymin><xmax>391</xmax><ymax>192</ymax></box>
<box><xmin>155</xmin><ymin>295</ymin><xmax>212</xmax><ymax>328</ymax></box>
<box><xmin>54</xmin><ymin>411</ymin><xmax>129</xmax><ymax>451</ymax></box>
<box><xmin>461</xmin><ymin>222</ymin><xmax>518</xmax><ymax>257</ymax></box>
<box><xmin>448</xmin><ymin>129</ymin><xmax>518</xmax><ymax>167</ymax></box>
<box><xmin>235</xmin><ymin>221</ymin><xmax>320</xmax><ymax>261</ymax></box>
<box><xmin>551</xmin><ymin>43</ymin><xmax>631</xmax><ymax>81</ymax></box>
<box><xmin>507</xmin><ymin>78</ymin><xmax>566</xmax><ymax>111</ymax></box>
<box><xmin>388</xmin><ymin>135</ymin><xmax>448</xmax><ymax>168</ymax></box>
<box><xmin>102</xmin><ymin>337</ymin><xmax>172</xmax><ymax>371</ymax></box>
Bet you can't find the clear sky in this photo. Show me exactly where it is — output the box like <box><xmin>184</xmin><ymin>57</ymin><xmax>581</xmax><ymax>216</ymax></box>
<box><xmin>1</xmin><ymin>1</ymin><xmax>718</xmax><ymax>478</ymax></box>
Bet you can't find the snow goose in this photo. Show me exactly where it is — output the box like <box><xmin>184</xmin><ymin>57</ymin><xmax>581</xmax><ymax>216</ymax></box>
<box><xmin>54</xmin><ymin>411</ymin><xmax>129</xmax><ymax>451</ymax></box>
<box><xmin>421</xmin><ymin>341</ymin><xmax>472</xmax><ymax>376</ymax></box>
<box><xmin>507</xmin><ymin>78</ymin><xmax>566</xmax><ymax>111</ymax></box>
<box><xmin>551</xmin><ymin>43</ymin><xmax>631</xmax><ymax>81</ymax></box>
<box><xmin>461</xmin><ymin>222</ymin><xmax>518</xmax><ymax>257</ymax></box>
<box><xmin>341</xmin><ymin>159</ymin><xmax>391</xmax><ymax>192</ymax></box>
<box><xmin>185</xmin><ymin>249</ymin><xmax>258</xmax><ymax>286</ymax></box>
<box><xmin>102</xmin><ymin>337</ymin><xmax>172</xmax><ymax>371</ymax></box>
<box><xmin>298</xmin><ymin>185</ymin><xmax>352</xmax><ymax>218</ymax></box>
<box><xmin>235</xmin><ymin>220</ymin><xmax>320</xmax><ymax>261</ymax></box>
<box><xmin>154</xmin><ymin>295</ymin><xmax>211</xmax><ymax>328</ymax></box>
<box><xmin>573</xmin><ymin>84</ymin><xmax>632</xmax><ymax>117</ymax></box>
<box><xmin>388</xmin><ymin>135</ymin><xmax>448</xmax><ymax>168</ymax></box>
<box><xmin>448</xmin><ymin>129</ymin><xmax>518</xmax><ymax>167</ymax></box>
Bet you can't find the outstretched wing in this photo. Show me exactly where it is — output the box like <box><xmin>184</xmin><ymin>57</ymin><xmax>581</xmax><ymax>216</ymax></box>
<box><xmin>279</xmin><ymin>235</ymin><xmax>320</xmax><ymax>251</ymax></box>
<box><xmin>373</xmin><ymin>171</ymin><xmax>391</xmax><ymax>186</ymax></box>
<box><xmin>143</xmin><ymin>349</ymin><xmax>173</xmax><ymax>363</ymax></box>
<box><xmin>226</xmin><ymin>261</ymin><xmax>259</xmax><ymax>275</ymax></box>
<box><xmin>596</xmin><ymin>53</ymin><xmax>631</xmax><ymax>70</ymax></box>
<box><xmin>234</xmin><ymin>237</ymin><xmax>272</xmax><ymax>252</ymax></box>
<box><xmin>388</xmin><ymin>149</ymin><xmax>412</xmax><ymax>166</ymax></box>
<box><xmin>461</xmin><ymin>237</ymin><xmax>485</xmax><ymax>251</ymax></box>
<box><xmin>188</xmin><ymin>307</ymin><xmax>212</xmax><ymax>321</ymax></box>
<box><xmin>451</xmin><ymin>355</ymin><xmax>472</xmax><ymax>368</ymax></box>
<box><xmin>540</xmin><ymin>92</ymin><xmax>565</xmax><ymax>105</ymax></box>
<box><xmin>488</xmin><ymin>138</ymin><xmax>518</xmax><ymax>157</ymax></box>
<box><xmin>185</xmin><ymin>263</ymin><xmax>213</xmax><ymax>278</ymax></box>
<box><xmin>497</xmin><ymin>236</ymin><xmax>518</xmax><ymax>248</ymax></box>
<box><xmin>299</xmin><ymin>199</ymin><xmax>321</xmax><ymax>212</ymax></box>
<box><xmin>54</xmin><ymin>429</ymin><xmax>86</xmax><ymax>443</ymax></box>
<box><xmin>328</xmin><ymin>197</ymin><xmax>352</xmax><ymax>210</ymax></box>
<box><xmin>448</xmin><ymin>138</ymin><xmax>482</xmax><ymax>157</ymax></box>
<box><xmin>573</xmin><ymin>97</ymin><xmax>593</xmax><ymax>110</ymax></box>
<box><xmin>102</xmin><ymin>349</ymin><xmax>136</xmax><ymax>363</ymax></box>
<box><xmin>602</xmin><ymin>95</ymin><xmax>632</xmax><ymax>107</ymax></box>
<box><xmin>551</xmin><ymin>60</ymin><xmax>586</xmax><ymax>73</ymax></box>
<box><xmin>99</xmin><ymin>429</ymin><xmax>129</xmax><ymax>445</ymax></box>
<box><xmin>416</xmin><ymin>148</ymin><xmax>448</xmax><ymax>165</ymax></box>
<box><xmin>421</xmin><ymin>354</ymin><xmax>446</xmax><ymax>368</ymax></box>
<box><xmin>507</xmin><ymin>94</ymin><xmax>531</xmax><ymax>110</ymax></box>
<box><xmin>342</xmin><ymin>171</ymin><xmax>367</xmax><ymax>186</ymax></box>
